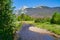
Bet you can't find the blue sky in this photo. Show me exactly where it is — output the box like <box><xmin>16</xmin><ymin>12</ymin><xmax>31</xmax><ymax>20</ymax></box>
<box><xmin>13</xmin><ymin>0</ymin><xmax>60</xmax><ymax>9</ymax></box>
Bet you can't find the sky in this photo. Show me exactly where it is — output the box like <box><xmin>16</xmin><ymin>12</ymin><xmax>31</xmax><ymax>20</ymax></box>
<box><xmin>13</xmin><ymin>0</ymin><xmax>60</xmax><ymax>10</ymax></box>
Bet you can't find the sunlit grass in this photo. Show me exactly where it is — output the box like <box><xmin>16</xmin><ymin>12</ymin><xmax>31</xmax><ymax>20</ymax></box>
<box><xmin>34</xmin><ymin>22</ymin><xmax>60</xmax><ymax>35</ymax></box>
<box><xmin>20</xmin><ymin>21</ymin><xmax>34</xmax><ymax>24</ymax></box>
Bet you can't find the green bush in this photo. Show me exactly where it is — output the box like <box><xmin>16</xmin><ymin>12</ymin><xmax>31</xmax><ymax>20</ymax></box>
<box><xmin>0</xmin><ymin>0</ymin><xmax>16</xmax><ymax>40</ymax></box>
<box><xmin>34</xmin><ymin>18</ymin><xmax>42</xmax><ymax>23</ymax></box>
<box><xmin>51</xmin><ymin>12</ymin><xmax>60</xmax><ymax>24</ymax></box>
<box><xmin>17</xmin><ymin>13</ymin><xmax>34</xmax><ymax>21</ymax></box>
<box><xmin>34</xmin><ymin>17</ymin><xmax>50</xmax><ymax>23</ymax></box>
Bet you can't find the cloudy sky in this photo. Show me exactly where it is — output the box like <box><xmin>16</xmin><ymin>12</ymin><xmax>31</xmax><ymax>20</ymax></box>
<box><xmin>13</xmin><ymin>0</ymin><xmax>60</xmax><ymax>9</ymax></box>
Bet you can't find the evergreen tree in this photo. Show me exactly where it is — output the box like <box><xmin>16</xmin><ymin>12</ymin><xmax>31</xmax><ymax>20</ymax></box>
<box><xmin>51</xmin><ymin>12</ymin><xmax>60</xmax><ymax>24</ymax></box>
<box><xmin>0</xmin><ymin>0</ymin><xmax>15</xmax><ymax>40</ymax></box>
<box><xmin>50</xmin><ymin>12</ymin><xmax>56</xmax><ymax>24</ymax></box>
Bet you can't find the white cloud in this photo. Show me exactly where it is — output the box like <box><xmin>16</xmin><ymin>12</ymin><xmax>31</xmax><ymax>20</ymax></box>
<box><xmin>32</xmin><ymin>6</ymin><xmax>36</xmax><ymax>8</ymax></box>
<box><xmin>21</xmin><ymin>6</ymin><xmax>28</xmax><ymax>10</ymax></box>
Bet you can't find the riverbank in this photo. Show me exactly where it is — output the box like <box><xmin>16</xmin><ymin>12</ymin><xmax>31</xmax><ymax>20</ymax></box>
<box><xmin>34</xmin><ymin>22</ymin><xmax>60</xmax><ymax>38</ymax></box>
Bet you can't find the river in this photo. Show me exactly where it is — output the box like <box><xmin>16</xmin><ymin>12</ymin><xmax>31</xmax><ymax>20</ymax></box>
<box><xmin>17</xmin><ymin>24</ymin><xmax>60</xmax><ymax>40</ymax></box>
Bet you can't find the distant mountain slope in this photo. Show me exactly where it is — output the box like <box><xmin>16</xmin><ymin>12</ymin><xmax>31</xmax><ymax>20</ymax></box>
<box><xmin>16</xmin><ymin>6</ymin><xmax>60</xmax><ymax>18</ymax></box>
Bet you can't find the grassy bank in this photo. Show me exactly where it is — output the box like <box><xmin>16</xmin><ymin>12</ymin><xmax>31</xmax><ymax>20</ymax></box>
<box><xmin>15</xmin><ymin>21</ymin><xmax>34</xmax><ymax>31</ymax></box>
<box><xmin>15</xmin><ymin>21</ymin><xmax>23</xmax><ymax>31</ymax></box>
<box><xmin>34</xmin><ymin>22</ymin><xmax>60</xmax><ymax>35</ymax></box>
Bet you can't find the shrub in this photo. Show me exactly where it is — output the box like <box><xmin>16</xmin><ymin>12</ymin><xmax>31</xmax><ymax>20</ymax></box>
<box><xmin>51</xmin><ymin>12</ymin><xmax>60</xmax><ymax>24</ymax></box>
<box><xmin>34</xmin><ymin>17</ymin><xmax>50</xmax><ymax>23</ymax></box>
<box><xmin>35</xmin><ymin>18</ymin><xmax>43</xmax><ymax>23</ymax></box>
<box><xmin>17</xmin><ymin>13</ymin><xmax>34</xmax><ymax>21</ymax></box>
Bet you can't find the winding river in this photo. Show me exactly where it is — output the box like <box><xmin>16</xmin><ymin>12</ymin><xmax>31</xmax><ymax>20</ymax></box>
<box><xmin>17</xmin><ymin>24</ymin><xmax>60</xmax><ymax>40</ymax></box>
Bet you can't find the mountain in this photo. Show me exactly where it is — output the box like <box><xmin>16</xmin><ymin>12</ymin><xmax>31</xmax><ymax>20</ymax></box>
<box><xmin>16</xmin><ymin>6</ymin><xmax>60</xmax><ymax>18</ymax></box>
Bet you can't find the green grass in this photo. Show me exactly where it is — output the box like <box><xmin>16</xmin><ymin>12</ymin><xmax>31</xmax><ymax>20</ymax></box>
<box><xmin>34</xmin><ymin>22</ymin><xmax>60</xmax><ymax>35</ymax></box>
<box><xmin>14</xmin><ymin>21</ymin><xmax>23</xmax><ymax>31</ymax></box>
<box><xmin>15</xmin><ymin>21</ymin><xmax>34</xmax><ymax>31</ymax></box>
<box><xmin>20</xmin><ymin>21</ymin><xmax>34</xmax><ymax>24</ymax></box>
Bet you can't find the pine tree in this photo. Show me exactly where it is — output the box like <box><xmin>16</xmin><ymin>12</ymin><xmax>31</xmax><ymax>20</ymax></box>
<box><xmin>50</xmin><ymin>12</ymin><xmax>56</xmax><ymax>24</ymax></box>
<box><xmin>0</xmin><ymin>0</ymin><xmax>15</xmax><ymax>40</ymax></box>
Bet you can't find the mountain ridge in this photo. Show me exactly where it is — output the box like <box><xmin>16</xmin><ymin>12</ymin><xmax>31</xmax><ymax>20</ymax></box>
<box><xmin>15</xmin><ymin>6</ymin><xmax>60</xmax><ymax>18</ymax></box>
